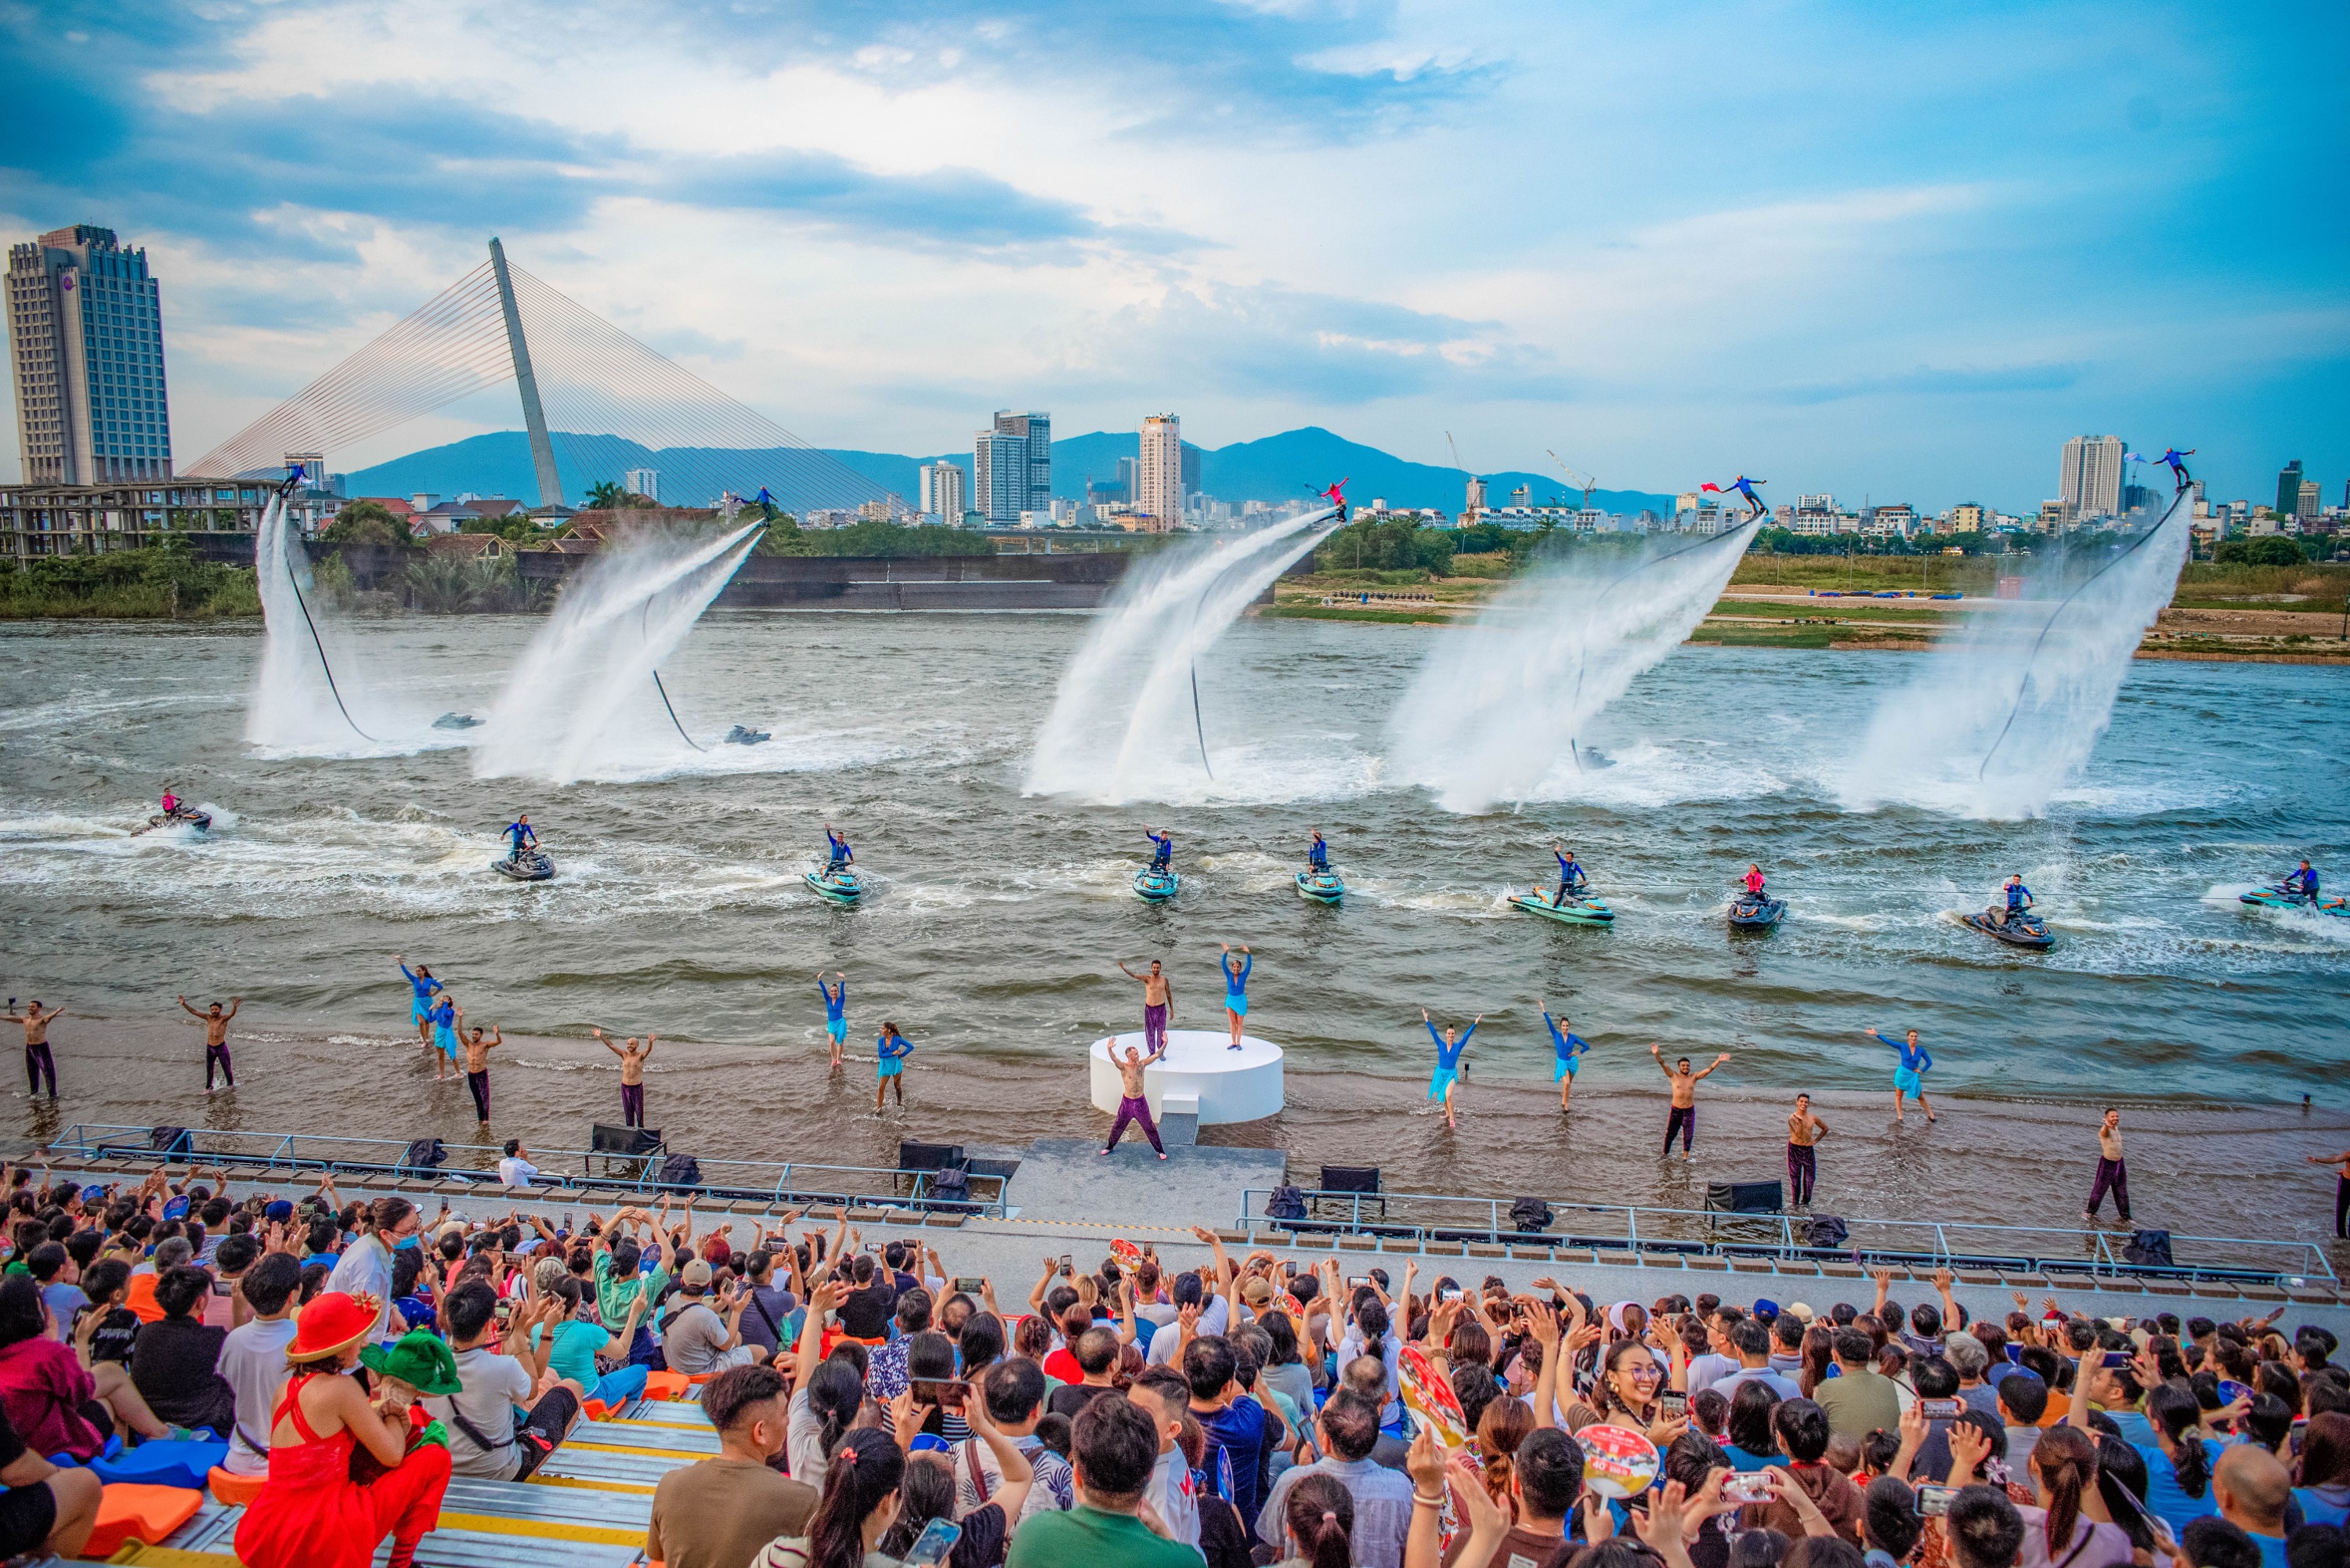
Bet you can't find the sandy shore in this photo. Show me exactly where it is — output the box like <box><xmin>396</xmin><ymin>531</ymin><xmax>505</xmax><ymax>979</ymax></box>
<box><xmin>11</xmin><ymin>1010</ymin><xmax>2345</xmax><ymax>1266</ymax></box>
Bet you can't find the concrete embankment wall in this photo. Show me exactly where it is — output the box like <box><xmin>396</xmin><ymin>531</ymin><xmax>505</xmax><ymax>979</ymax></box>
<box><xmin>523</xmin><ymin>549</ymin><xmax>1133</xmax><ymax>610</ymax></box>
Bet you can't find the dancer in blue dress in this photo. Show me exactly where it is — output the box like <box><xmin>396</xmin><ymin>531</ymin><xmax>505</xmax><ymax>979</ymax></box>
<box><xmin>1864</xmin><ymin>1027</ymin><xmax>1937</xmax><ymax>1123</ymax></box>
<box><xmin>817</xmin><ymin>971</ymin><xmax>847</xmax><ymax>1070</ymax></box>
<box><xmin>426</xmin><ymin>994</ymin><xmax>459</xmax><ymax>1084</ymax></box>
<box><xmin>1421</xmin><ymin>1008</ymin><xmax>1480</xmax><ymax>1130</ymax></box>
<box><xmin>1540</xmin><ymin>999</ymin><xmax>1590</xmax><ymax>1111</ymax></box>
<box><xmin>1219</xmin><ymin>944</ymin><xmax>1252</xmax><ymax>1051</ymax></box>
<box><xmin>875</xmin><ymin>1022</ymin><xmax>912</xmax><ymax>1113</ymax></box>
<box><xmin>395</xmin><ymin>956</ymin><xmax>443</xmax><ymax>1050</ymax></box>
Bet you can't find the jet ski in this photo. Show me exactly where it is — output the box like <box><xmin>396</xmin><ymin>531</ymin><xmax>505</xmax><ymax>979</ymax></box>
<box><xmin>1963</xmin><ymin>909</ymin><xmax>2053</xmax><ymax>949</ymax></box>
<box><xmin>432</xmin><ymin>713</ymin><xmax>483</xmax><ymax>731</ymax></box>
<box><xmin>723</xmin><ymin>725</ymin><xmax>772</xmax><ymax>746</ymax></box>
<box><xmin>1295</xmin><ymin>869</ymin><xmax>1345</xmax><ymax>905</ymax></box>
<box><xmin>136</xmin><ymin>806</ymin><xmax>212</xmax><ymax>835</ymax></box>
<box><xmin>494</xmin><ymin>849</ymin><xmax>555</xmax><ymax>882</ymax></box>
<box><xmin>1510</xmin><ymin>892</ymin><xmax>1614</xmax><ymax>926</ymax></box>
<box><xmin>1727</xmin><ymin>893</ymin><xmax>1787</xmax><ymax>929</ymax></box>
<box><xmin>2240</xmin><ymin>884</ymin><xmax>2348</xmax><ymax>917</ymax></box>
<box><xmin>1133</xmin><ymin>866</ymin><xmax>1179</xmax><ymax>904</ymax></box>
<box><xmin>805</xmin><ymin>866</ymin><xmax>865</xmax><ymax>905</ymax></box>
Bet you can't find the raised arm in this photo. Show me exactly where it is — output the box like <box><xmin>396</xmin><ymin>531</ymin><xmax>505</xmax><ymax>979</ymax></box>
<box><xmin>790</xmin><ymin>1278</ymin><xmax>844</xmax><ymax>1380</ymax></box>
<box><xmin>176</xmin><ymin>996</ymin><xmax>201</xmax><ymax>1017</ymax></box>
<box><xmin>594</xmin><ymin>1029</ymin><xmax>623</xmax><ymax>1059</ymax></box>
<box><xmin>640</xmin><ymin>1034</ymin><xmax>656</xmax><ymax>1063</ymax></box>
<box><xmin>1691</xmin><ymin>1053</ymin><xmax>1730</xmax><ymax>1080</ymax></box>
<box><xmin>1650</xmin><ymin>1042</ymin><xmax>1674</xmax><ymax>1078</ymax></box>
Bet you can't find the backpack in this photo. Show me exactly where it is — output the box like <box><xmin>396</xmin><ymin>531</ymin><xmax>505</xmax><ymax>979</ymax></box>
<box><xmin>657</xmin><ymin>1152</ymin><xmax>702</xmax><ymax>1189</ymax></box>
<box><xmin>1266</xmin><ymin>1184</ymin><xmax>1307</xmax><ymax>1223</ymax></box>
<box><xmin>1509</xmin><ymin>1197</ymin><xmax>1555</xmax><ymax>1234</ymax></box>
<box><xmin>400</xmin><ymin>1137</ymin><xmax>446</xmax><ymax>1172</ymax></box>
<box><xmin>2121</xmin><ymin>1229</ymin><xmax>2173</xmax><ymax>1268</ymax></box>
<box><xmin>1803</xmin><ymin>1215</ymin><xmax>1849</xmax><ymax>1248</ymax></box>
<box><xmin>928</xmin><ymin>1165</ymin><xmax>971</xmax><ymax>1204</ymax></box>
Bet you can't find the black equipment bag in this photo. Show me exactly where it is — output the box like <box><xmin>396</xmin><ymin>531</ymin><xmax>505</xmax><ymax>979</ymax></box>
<box><xmin>1266</xmin><ymin>1184</ymin><xmax>1308</xmax><ymax>1223</ymax></box>
<box><xmin>657</xmin><ymin>1152</ymin><xmax>703</xmax><ymax>1188</ymax></box>
<box><xmin>1510</xmin><ymin>1197</ymin><xmax>1555</xmax><ymax>1234</ymax></box>
<box><xmin>927</xmin><ymin>1165</ymin><xmax>971</xmax><ymax>1203</ymax></box>
<box><xmin>2121</xmin><ymin>1230</ymin><xmax>2173</xmax><ymax>1268</ymax></box>
<box><xmin>400</xmin><ymin>1137</ymin><xmax>446</xmax><ymax>1172</ymax></box>
<box><xmin>1803</xmin><ymin>1214</ymin><xmax>1849</xmax><ymax>1248</ymax></box>
<box><xmin>148</xmin><ymin>1125</ymin><xmax>193</xmax><ymax>1159</ymax></box>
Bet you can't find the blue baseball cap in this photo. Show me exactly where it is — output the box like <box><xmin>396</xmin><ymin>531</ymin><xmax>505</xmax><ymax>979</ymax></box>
<box><xmin>263</xmin><ymin>1200</ymin><xmax>295</xmax><ymax>1222</ymax></box>
<box><xmin>1752</xmin><ymin>1299</ymin><xmax>1781</xmax><ymax>1321</ymax></box>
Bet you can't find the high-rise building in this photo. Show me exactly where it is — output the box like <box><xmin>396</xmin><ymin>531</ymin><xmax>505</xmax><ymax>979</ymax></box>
<box><xmin>919</xmin><ymin>462</ymin><xmax>965</xmax><ymax>522</ymax></box>
<box><xmin>7</xmin><ymin>224</ymin><xmax>174</xmax><ymax>483</ymax></box>
<box><xmin>624</xmin><ymin>467</ymin><xmax>659</xmax><ymax>502</ymax></box>
<box><xmin>1950</xmin><ymin>503</ymin><xmax>1985</xmax><ymax>533</ymax></box>
<box><xmin>1180</xmin><ymin>443</ymin><xmax>1200</xmax><ymax>505</ymax></box>
<box><xmin>2276</xmin><ymin>461</ymin><xmax>2304</xmax><ymax>520</ymax></box>
<box><xmin>1137</xmin><ymin>414</ymin><xmax>1183</xmax><ymax>531</ymax></box>
<box><xmin>2299</xmin><ymin>479</ymin><xmax>2320</xmax><ymax>525</ymax></box>
<box><xmin>972</xmin><ymin>410</ymin><xmax>1049</xmax><ymax>525</ymax></box>
<box><xmin>973</xmin><ymin>430</ymin><xmax>1023</xmax><ymax>525</ymax></box>
<box><xmin>2059</xmin><ymin>435</ymin><xmax>2125</xmax><ymax>520</ymax></box>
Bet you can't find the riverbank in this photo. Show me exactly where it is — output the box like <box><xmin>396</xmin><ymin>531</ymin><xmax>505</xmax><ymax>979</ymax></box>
<box><xmin>17</xmin><ymin>1009</ymin><xmax>2350</xmax><ymax>1259</ymax></box>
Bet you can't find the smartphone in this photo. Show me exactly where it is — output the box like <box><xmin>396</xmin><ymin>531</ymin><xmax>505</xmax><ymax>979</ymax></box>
<box><xmin>914</xmin><ymin>1378</ymin><xmax>971</xmax><ymax>1410</ymax></box>
<box><xmin>1721</xmin><ymin>1472</ymin><xmax>1774</xmax><ymax>1505</ymax></box>
<box><xmin>1917</xmin><ymin>1485</ymin><xmax>1956</xmax><ymax>1518</ymax></box>
<box><xmin>1439</xmin><ymin>1287</ymin><xmax>1462</xmax><ymax>1302</ymax></box>
<box><xmin>212</xmin><ymin>1279</ymin><xmax>234</xmax><ymax>1298</ymax></box>
<box><xmin>1660</xmin><ymin>1391</ymin><xmax>1689</xmax><ymax>1419</ymax></box>
<box><xmin>1918</xmin><ymin>1398</ymin><xmax>1961</xmax><ymax>1420</ymax></box>
<box><xmin>1348</xmin><ymin>1276</ymin><xmax>1370</xmax><ymax>1288</ymax></box>
<box><xmin>902</xmin><ymin>1517</ymin><xmax>962</xmax><ymax>1568</ymax></box>
<box><xmin>494</xmin><ymin>1299</ymin><xmax>514</xmax><ymax>1324</ymax></box>
<box><xmin>1058</xmin><ymin>1254</ymin><xmax>1073</xmax><ymax>1277</ymax></box>
<box><xmin>953</xmin><ymin>1277</ymin><xmax>986</xmax><ymax>1295</ymax></box>
<box><xmin>2101</xmin><ymin>1352</ymin><xmax>2132</xmax><ymax>1369</ymax></box>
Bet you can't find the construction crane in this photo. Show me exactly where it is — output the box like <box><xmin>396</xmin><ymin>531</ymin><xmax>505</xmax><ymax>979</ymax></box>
<box><xmin>1447</xmin><ymin>432</ymin><xmax>1491</xmax><ymax>521</ymax></box>
<box><xmin>1547</xmin><ymin>450</ymin><xmax>1599</xmax><ymax>511</ymax></box>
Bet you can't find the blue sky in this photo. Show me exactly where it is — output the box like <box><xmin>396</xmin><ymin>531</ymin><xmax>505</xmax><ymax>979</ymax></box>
<box><xmin>3</xmin><ymin>0</ymin><xmax>2345</xmax><ymax>511</ymax></box>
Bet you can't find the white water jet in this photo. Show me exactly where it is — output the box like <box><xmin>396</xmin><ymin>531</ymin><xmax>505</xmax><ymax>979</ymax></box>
<box><xmin>1024</xmin><ymin>509</ymin><xmax>1340</xmax><ymax>803</ymax></box>
<box><xmin>1838</xmin><ymin>497</ymin><xmax>2191</xmax><ymax>819</ymax></box>
<box><xmin>472</xmin><ymin>523</ymin><xmax>761</xmax><ymax>783</ymax></box>
<box><xmin>244</xmin><ymin>497</ymin><xmax>418</xmax><ymax>757</ymax></box>
<box><xmin>1387</xmin><ymin>519</ymin><xmax>1762</xmax><ymax>814</ymax></box>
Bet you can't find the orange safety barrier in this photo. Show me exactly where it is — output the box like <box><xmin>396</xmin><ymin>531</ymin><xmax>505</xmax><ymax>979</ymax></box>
<box><xmin>85</xmin><ymin>1483</ymin><xmax>203</xmax><ymax>1559</ymax></box>
<box><xmin>206</xmin><ymin>1465</ymin><xmax>268</xmax><ymax>1506</ymax></box>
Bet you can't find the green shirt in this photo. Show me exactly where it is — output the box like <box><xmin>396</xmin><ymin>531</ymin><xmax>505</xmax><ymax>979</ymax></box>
<box><xmin>1814</xmin><ymin>1366</ymin><xmax>1904</xmax><ymax>1440</ymax></box>
<box><xmin>591</xmin><ymin>1248</ymin><xmax>670</xmax><ymax>1328</ymax></box>
<box><xmin>1006</xmin><ymin>1505</ymin><xmax>1199</xmax><ymax>1568</ymax></box>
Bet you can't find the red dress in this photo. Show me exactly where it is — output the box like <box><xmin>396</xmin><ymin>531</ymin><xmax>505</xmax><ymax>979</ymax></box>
<box><xmin>234</xmin><ymin>1372</ymin><xmax>451</xmax><ymax>1568</ymax></box>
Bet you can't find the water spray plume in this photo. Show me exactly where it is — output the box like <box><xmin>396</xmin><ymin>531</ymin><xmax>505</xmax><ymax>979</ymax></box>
<box><xmin>1025</xmin><ymin>508</ymin><xmax>1341</xmax><ymax>802</ymax></box>
<box><xmin>1388</xmin><ymin>518</ymin><xmax>1762</xmax><ymax>813</ymax></box>
<box><xmin>246</xmin><ymin>496</ymin><xmax>397</xmax><ymax>754</ymax></box>
<box><xmin>1838</xmin><ymin>491</ymin><xmax>2192</xmax><ymax>819</ymax></box>
<box><xmin>473</xmin><ymin>522</ymin><xmax>761</xmax><ymax>783</ymax></box>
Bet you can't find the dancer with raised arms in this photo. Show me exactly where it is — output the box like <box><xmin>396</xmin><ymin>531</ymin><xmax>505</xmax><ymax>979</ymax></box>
<box><xmin>1652</xmin><ymin>1042</ymin><xmax>1730</xmax><ymax>1160</ymax></box>
<box><xmin>178</xmin><ymin>995</ymin><xmax>240</xmax><ymax>1093</ymax></box>
<box><xmin>1422</xmin><ymin>1007</ymin><xmax>1480</xmax><ymax>1130</ymax></box>
<box><xmin>394</xmin><ymin>956</ymin><xmax>442</xmax><ymax>1049</ymax></box>
<box><xmin>593</xmin><ymin>1028</ymin><xmax>656</xmax><ymax>1128</ymax></box>
<box><xmin>1218</xmin><ymin>943</ymin><xmax>1251</xmax><ymax>1051</ymax></box>
<box><xmin>1099</xmin><ymin>1036</ymin><xmax>1169</xmax><ymax>1159</ymax></box>
<box><xmin>1540</xmin><ymin>999</ymin><xmax>1589</xmax><ymax>1111</ymax></box>
<box><xmin>1864</xmin><ymin>1026</ymin><xmax>1936</xmax><ymax>1123</ymax></box>
<box><xmin>5</xmin><ymin>999</ymin><xmax>63</xmax><ymax>1100</ymax></box>
<box><xmin>816</xmin><ymin>971</ymin><xmax>847</xmax><ymax>1070</ymax></box>
<box><xmin>1115</xmin><ymin>958</ymin><xmax>1174</xmax><ymax>1056</ymax></box>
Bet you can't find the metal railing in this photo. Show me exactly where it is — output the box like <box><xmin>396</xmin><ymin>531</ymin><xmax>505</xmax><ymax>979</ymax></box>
<box><xmin>39</xmin><ymin>1125</ymin><xmax>1009</xmax><ymax>1219</ymax></box>
<box><xmin>1236</xmin><ymin>1187</ymin><xmax>2337</xmax><ymax>1287</ymax></box>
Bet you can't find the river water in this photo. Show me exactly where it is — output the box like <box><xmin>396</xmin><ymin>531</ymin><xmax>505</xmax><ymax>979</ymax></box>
<box><xmin>2</xmin><ymin>613</ymin><xmax>2345</xmax><ymax>1243</ymax></box>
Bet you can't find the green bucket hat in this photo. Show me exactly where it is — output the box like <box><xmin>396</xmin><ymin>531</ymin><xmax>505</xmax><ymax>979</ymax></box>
<box><xmin>360</xmin><ymin>1330</ymin><xmax>464</xmax><ymax>1396</ymax></box>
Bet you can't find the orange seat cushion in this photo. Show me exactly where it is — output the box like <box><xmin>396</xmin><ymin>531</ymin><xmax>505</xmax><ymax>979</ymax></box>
<box><xmin>85</xmin><ymin>1483</ymin><xmax>203</xmax><ymax>1558</ymax></box>
<box><xmin>641</xmin><ymin>1371</ymin><xmax>690</xmax><ymax>1401</ymax></box>
<box><xmin>207</xmin><ymin>1465</ymin><xmax>268</xmax><ymax>1505</ymax></box>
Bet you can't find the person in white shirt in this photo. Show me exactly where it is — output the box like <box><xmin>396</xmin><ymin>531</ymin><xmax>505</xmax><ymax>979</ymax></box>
<box><xmin>1713</xmin><ymin>1318</ymin><xmax>1803</xmax><ymax>1403</ymax></box>
<box><xmin>1131</xmin><ymin>1367</ymin><xmax>1203</xmax><ymax>1557</ymax></box>
<box><xmin>1144</xmin><ymin>1274</ymin><xmax>1229</xmax><ymax>1367</ymax></box>
<box><xmin>497</xmin><ymin>1140</ymin><xmax>540</xmax><ymax>1190</ymax></box>
<box><xmin>423</xmin><ymin>1281</ymin><xmax>576</xmax><ymax>1480</ymax></box>
<box><xmin>324</xmin><ymin>1197</ymin><xmax>420</xmax><ymax>1342</ymax></box>
<box><xmin>1685</xmin><ymin>1308</ymin><xmax>1745</xmax><ymax>1396</ymax></box>
<box><xmin>214</xmin><ymin>1254</ymin><xmax>302</xmax><ymax>1476</ymax></box>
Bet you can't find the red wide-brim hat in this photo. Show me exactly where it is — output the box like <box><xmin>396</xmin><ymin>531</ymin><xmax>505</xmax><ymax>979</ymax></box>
<box><xmin>287</xmin><ymin>1292</ymin><xmax>380</xmax><ymax>1362</ymax></box>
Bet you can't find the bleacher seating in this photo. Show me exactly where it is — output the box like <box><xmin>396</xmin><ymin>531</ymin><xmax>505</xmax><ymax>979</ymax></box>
<box><xmin>34</xmin><ymin>1387</ymin><xmax>712</xmax><ymax>1567</ymax></box>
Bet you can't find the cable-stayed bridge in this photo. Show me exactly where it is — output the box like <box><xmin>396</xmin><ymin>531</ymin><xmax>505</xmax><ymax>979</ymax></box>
<box><xmin>193</xmin><ymin>240</ymin><xmax>905</xmax><ymax>517</ymax></box>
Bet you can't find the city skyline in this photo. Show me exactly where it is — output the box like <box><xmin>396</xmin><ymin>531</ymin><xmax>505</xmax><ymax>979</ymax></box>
<box><xmin>1</xmin><ymin>4</ymin><xmax>2343</xmax><ymax>511</ymax></box>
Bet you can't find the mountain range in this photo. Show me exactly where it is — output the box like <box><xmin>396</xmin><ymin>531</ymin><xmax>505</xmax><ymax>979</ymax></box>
<box><xmin>344</xmin><ymin>427</ymin><xmax>1676</xmax><ymax>518</ymax></box>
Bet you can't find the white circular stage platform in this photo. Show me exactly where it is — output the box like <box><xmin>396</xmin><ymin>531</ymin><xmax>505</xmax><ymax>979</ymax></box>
<box><xmin>1089</xmin><ymin>1029</ymin><xmax>1284</xmax><ymax>1125</ymax></box>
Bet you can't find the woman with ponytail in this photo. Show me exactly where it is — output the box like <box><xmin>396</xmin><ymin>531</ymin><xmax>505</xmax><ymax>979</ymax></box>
<box><xmin>2016</xmin><ymin>1425</ymin><xmax>2133</xmax><ymax>1568</ymax></box>
<box><xmin>1278</xmin><ymin>1473</ymin><xmax>1354</xmax><ymax>1568</ymax></box>
<box><xmin>2133</xmin><ymin>1383</ymin><xmax>2219</xmax><ymax>1533</ymax></box>
<box><xmin>754</xmin><ymin>1427</ymin><xmax>903</xmax><ymax>1568</ymax></box>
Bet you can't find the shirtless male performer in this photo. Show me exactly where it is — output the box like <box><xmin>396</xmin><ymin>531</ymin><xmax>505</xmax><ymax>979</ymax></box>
<box><xmin>178</xmin><ymin>995</ymin><xmax>241</xmax><ymax>1093</ymax></box>
<box><xmin>5</xmin><ymin>1000</ymin><xmax>63</xmax><ymax>1100</ymax></box>
<box><xmin>594</xmin><ymin>1028</ymin><xmax>656</xmax><ymax>1128</ymax></box>
<box><xmin>2084</xmin><ymin>1107</ymin><xmax>2131</xmax><ymax>1227</ymax></box>
<box><xmin>1115</xmin><ymin>958</ymin><xmax>1174</xmax><ymax>1055</ymax></box>
<box><xmin>1651</xmin><ymin>1042</ymin><xmax>1730</xmax><ymax>1161</ymax></box>
<box><xmin>2309</xmin><ymin>1147</ymin><xmax>2350</xmax><ymax>1240</ymax></box>
<box><xmin>1786</xmin><ymin>1093</ymin><xmax>1828</xmax><ymax>1207</ymax></box>
<box><xmin>1098</xmin><ymin>1036</ymin><xmax>1169</xmax><ymax>1159</ymax></box>
<box><xmin>458</xmin><ymin>1012</ymin><xmax>503</xmax><ymax>1125</ymax></box>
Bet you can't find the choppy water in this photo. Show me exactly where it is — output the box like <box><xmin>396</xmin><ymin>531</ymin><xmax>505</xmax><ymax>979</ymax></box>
<box><xmin>2</xmin><ymin>613</ymin><xmax>2346</xmax><ymax>1112</ymax></box>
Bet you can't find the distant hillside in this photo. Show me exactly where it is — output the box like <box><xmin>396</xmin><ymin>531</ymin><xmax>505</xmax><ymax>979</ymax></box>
<box><xmin>345</xmin><ymin>427</ymin><xmax>1674</xmax><ymax>515</ymax></box>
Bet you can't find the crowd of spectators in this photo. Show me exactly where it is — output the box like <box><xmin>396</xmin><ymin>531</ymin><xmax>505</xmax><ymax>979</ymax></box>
<box><xmin>0</xmin><ymin>1163</ymin><xmax>2342</xmax><ymax>1568</ymax></box>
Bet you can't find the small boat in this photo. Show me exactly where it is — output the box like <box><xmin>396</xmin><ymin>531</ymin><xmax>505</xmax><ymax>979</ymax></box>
<box><xmin>805</xmin><ymin>867</ymin><xmax>865</xmax><ymax>905</ymax></box>
<box><xmin>1296</xmin><ymin>869</ymin><xmax>1345</xmax><ymax>905</ymax></box>
<box><xmin>136</xmin><ymin>807</ymin><xmax>212</xmax><ymax>835</ymax></box>
<box><xmin>1509</xmin><ymin>892</ymin><xmax>1614</xmax><ymax>927</ymax></box>
<box><xmin>1133</xmin><ymin>866</ymin><xmax>1179</xmax><ymax>904</ymax></box>
<box><xmin>494</xmin><ymin>850</ymin><xmax>555</xmax><ymax>882</ymax></box>
<box><xmin>432</xmin><ymin>712</ymin><xmax>483</xmax><ymax>731</ymax></box>
<box><xmin>1728</xmin><ymin>894</ymin><xmax>1787</xmax><ymax>929</ymax></box>
<box><xmin>1962</xmin><ymin>910</ymin><xmax>2053</xmax><ymax>949</ymax></box>
<box><xmin>723</xmin><ymin>725</ymin><xmax>771</xmax><ymax>746</ymax></box>
<box><xmin>2240</xmin><ymin>885</ymin><xmax>2349</xmax><ymax>918</ymax></box>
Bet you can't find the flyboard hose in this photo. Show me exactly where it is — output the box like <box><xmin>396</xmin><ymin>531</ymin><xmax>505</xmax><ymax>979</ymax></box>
<box><xmin>1564</xmin><ymin>517</ymin><xmax>1761</xmax><ymax>772</ymax></box>
<box><xmin>1182</xmin><ymin>509</ymin><xmax>1343</xmax><ymax>781</ymax></box>
<box><xmin>645</xmin><ymin>524</ymin><xmax>765</xmax><ymax>753</ymax></box>
<box><xmin>273</xmin><ymin>482</ymin><xmax>383</xmax><ymax>744</ymax></box>
<box><xmin>1976</xmin><ymin>488</ymin><xmax>2189</xmax><ymax>781</ymax></box>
